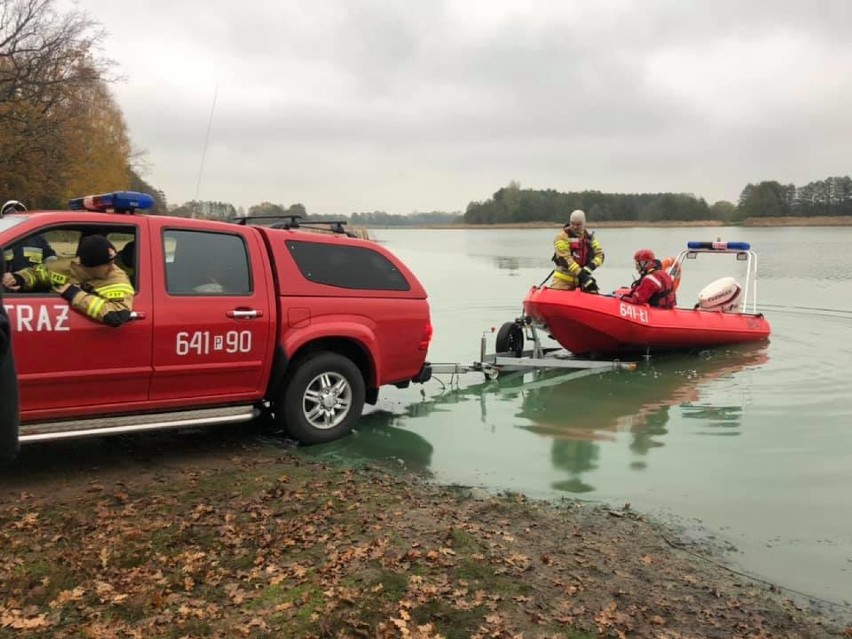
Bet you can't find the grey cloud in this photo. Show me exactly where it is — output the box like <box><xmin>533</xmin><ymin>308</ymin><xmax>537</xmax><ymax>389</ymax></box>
<box><xmin>88</xmin><ymin>0</ymin><xmax>852</xmax><ymax>212</ymax></box>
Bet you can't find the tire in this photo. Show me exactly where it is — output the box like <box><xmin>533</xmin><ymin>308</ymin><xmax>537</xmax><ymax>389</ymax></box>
<box><xmin>279</xmin><ymin>352</ymin><xmax>366</xmax><ymax>445</ymax></box>
<box><xmin>495</xmin><ymin>322</ymin><xmax>524</xmax><ymax>357</ymax></box>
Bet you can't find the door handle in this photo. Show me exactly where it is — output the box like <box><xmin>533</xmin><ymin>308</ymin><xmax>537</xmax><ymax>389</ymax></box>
<box><xmin>129</xmin><ymin>311</ymin><xmax>147</xmax><ymax>320</ymax></box>
<box><xmin>227</xmin><ymin>309</ymin><xmax>263</xmax><ymax>319</ymax></box>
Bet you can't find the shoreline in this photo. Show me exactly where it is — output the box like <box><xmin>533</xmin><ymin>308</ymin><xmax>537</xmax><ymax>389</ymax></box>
<box><xmin>0</xmin><ymin>431</ymin><xmax>849</xmax><ymax>638</ymax></box>
<box><xmin>364</xmin><ymin>216</ymin><xmax>852</xmax><ymax>229</ymax></box>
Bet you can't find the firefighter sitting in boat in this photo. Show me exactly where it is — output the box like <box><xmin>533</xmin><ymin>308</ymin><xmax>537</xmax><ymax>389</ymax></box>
<box><xmin>2</xmin><ymin>235</ymin><xmax>135</xmax><ymax>327</ymax></box>
<box><xmin>549</xmin><ymin>209</ymin><xmax>605</xmax><ymax>292</ymax></box>
<box><xmin>628</xmin><ymin>254</ymin><xmax>681</xmax><ymax>293</ymax></box>
<box><xmin>618</xmin><ymin>249</ymin><xmax>677</xmax><ymax>309</ymax></box>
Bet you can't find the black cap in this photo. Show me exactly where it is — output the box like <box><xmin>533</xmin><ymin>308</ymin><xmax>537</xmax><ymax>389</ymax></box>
<box><xmin>78</xmin><ymin>235</ymin><xmax>116</xmax><ymax>267</ymax></box>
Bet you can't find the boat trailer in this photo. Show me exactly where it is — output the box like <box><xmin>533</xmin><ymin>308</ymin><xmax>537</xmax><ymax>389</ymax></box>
<box><xmin>420</xmin><ymin>317</ymin><xmax>638</xmax><ymax>383</ymax></box>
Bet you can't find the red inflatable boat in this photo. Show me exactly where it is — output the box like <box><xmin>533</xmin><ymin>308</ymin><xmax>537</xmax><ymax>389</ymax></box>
<box><xmin>520</xmin><ymin>241</ymin><xmax>771</xmax><ymax>357</ymax></box>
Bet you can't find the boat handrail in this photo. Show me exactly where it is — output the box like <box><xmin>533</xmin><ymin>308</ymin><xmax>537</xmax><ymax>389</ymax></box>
<box><xmin>672</xmin><ymin>246</ymin><xmax>759</xmax><ymax>314</ymax></box>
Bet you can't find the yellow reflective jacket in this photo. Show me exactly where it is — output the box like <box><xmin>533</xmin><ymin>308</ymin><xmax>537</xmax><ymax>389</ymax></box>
<box><xmin>552</xmin><ymin>228</ymin><xmax>604</xmax><ymax>286</ymax></box>
<box><xmin>13</xmin><ymin>262</ymin><xmax>135</xmax><ymax>327</ymax></box>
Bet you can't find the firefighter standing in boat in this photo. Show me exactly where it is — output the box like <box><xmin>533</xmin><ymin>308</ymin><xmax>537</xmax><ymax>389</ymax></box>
<box><xmin>549</xmin><ymin>209</ymin><xmax>605</xmax><ymax>292</ymax></box>
<box><xmin>618</xmin><ymin>249</ymin><xmax>677</xmax><ymax>309</ymax></box>
<box><xmin>2</xmin><ymin>235</ymin><xmax>135</xmax><ymax>327</ymax></box>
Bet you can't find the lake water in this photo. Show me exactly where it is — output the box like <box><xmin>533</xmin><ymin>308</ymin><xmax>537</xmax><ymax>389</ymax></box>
<box><xmin>305</xmin><ymin>226</ymin><xmax>852</xmax><ymax>607</ymax></box>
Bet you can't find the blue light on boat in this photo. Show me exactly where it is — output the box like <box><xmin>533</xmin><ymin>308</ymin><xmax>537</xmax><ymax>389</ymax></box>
<box><xmin>687</xmin><ymin>240</ymin><xmax>750</xmax><ymax>250</ymax></box>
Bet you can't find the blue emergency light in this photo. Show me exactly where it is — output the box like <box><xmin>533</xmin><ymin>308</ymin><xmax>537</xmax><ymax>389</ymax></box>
<box><xmin>687</xmin><ymin>240</ymin><xmax>750</xmax><ymax>251</ymax></box>
<box><xmin>68</xmin><ymin>191</ymin><xmax>154</xmax><ymax>214</ymax></box>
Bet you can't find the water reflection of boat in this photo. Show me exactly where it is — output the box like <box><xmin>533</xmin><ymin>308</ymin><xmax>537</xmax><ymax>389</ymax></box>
<box><xmin>305</xmin><ymin>346</ymin><xmax>767</xmax><ymax>493</ymax></box>
<box><xmin>519</xmin><ymin>346</ymin><xmax>768</xmax><ymax>493</ymax></box>
<box><xmin>519</xmin><ymin>346</ymin><xmax>768</xmax><ymax>439</ymax></box>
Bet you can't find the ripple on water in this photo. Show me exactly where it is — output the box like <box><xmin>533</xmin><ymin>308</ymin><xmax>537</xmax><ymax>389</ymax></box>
<box><xmin>747</xmin><ymin>309</ymin><xmax>850</xmax><ymax>416</ymax></box>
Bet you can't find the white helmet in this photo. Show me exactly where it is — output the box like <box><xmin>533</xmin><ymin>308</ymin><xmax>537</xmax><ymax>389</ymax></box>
<box><xmin>569</xmin><ymin>209</ymin><xmax>586</xmax><ymax>224</ymax></box>
<box><xmin>1</xmin><ymin>200</ymin><xmax>27</xmax><ymax>216</ymax></box>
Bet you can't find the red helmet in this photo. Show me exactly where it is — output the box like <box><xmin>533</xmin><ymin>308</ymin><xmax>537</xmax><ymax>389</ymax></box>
<box><xmin>633</xmin><ymin>248</ymin><xmax>655</xmax><ymax>262</ymax></box>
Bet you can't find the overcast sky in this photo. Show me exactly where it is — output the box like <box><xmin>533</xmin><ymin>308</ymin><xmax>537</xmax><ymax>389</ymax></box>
<box><xmin>63</xmin><ymin>0</ymin><xmax>851</xmax><ymax>215</ymax></box>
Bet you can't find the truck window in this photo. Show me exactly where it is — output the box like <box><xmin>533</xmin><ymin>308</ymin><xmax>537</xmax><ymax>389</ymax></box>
<box><xmin>164</xmin><ymin>229</ymin><xmax>252</xmax><ymax>295</ymax></box>
<box><xmin>286</xmin><ymin>240</ymin><xmax>410</xmax><ymax>291</ymax></box>
<box><xmin>4</xmin><ymin>226</ymin><xmax>139</xmax><ymax>290</ymax></box>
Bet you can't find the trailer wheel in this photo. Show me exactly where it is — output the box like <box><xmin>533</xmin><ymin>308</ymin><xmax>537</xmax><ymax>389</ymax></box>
<box><xmin>495</xmin><ymin>322</ymin><xmax>524</xmax><ymax>357</ymax></box>
<box><xmin>278</xmin><ymin>352</ymin><xmax>365</xmax><ymax>445</ymax></box>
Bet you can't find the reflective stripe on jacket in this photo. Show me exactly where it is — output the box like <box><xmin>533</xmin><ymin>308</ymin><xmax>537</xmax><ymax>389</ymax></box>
<box><xmin>4</xmin><ymin>236</ymin><xmax>56</xmax><ymax>272</ymax></box>
<box><xmin>13</xmin><ymin>262</ymin><xmax>135</xmax><ymax>326</ymax></box>
<box><xmin>552</xmin><ymin>229</ymin><xmax>604</xmax><ymax>285</ymax></box>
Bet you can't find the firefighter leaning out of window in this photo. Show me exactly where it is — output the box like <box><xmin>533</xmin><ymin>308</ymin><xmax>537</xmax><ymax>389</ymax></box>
<box><xmin>1</xmin><ymin>235</ymin><xmax>135</xmax><ymax>327</ymax></box>
<box><xmin>549</xmin><ymin>209</ymin><xmax>605</xmax><ymax>292</ymax></box>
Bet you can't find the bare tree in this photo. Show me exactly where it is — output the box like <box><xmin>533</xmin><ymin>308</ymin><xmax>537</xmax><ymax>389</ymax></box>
<box><xmin>1</xmin><ymin>0</ymin><xmax>108</xmax><ymax>102</ymax></box>
<box><xmin>1</xmin><ymin>0</ymin><xmax>113</xmax><ymax>204</ymax></box>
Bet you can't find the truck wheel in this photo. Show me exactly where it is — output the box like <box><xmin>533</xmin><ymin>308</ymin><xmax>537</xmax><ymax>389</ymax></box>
<box><xmin>280</xmin><ymin>352</ymin><xmax>366</xmax><ymax>445</ymax></box>
<box><xmin>495</xmin><ymin>322</ymin><xmax>524</xmax><ymax>357</ymax></box>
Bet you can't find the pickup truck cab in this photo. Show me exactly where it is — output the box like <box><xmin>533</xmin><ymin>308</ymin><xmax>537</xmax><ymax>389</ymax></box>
<box><xmin>0</xmin><ymin>192</ymin><xmax>432</xmax><ymax>459</ymax></box>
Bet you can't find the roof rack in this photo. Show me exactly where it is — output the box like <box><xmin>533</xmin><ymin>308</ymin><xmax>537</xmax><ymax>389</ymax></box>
<box><xmin>233</xmin><ymin>214</ymin><xmax>357</xmax><ymax>237</ymax></box>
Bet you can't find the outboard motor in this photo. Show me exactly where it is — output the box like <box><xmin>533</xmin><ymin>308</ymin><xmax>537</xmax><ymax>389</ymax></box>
<box><xmin>697</xmin><ymin>276</ymin><xmax>743</xmax><ymax>313</ymax></box>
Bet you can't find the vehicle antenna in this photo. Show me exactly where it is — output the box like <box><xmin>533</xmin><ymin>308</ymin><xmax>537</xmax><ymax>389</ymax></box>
<box><xmin>193</xmin><ymin>81</ymin><xmax>219</xmax><ymax>218</ymax></box>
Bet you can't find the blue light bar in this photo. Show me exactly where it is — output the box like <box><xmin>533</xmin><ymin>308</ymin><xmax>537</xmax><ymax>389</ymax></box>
<box><xmin>68</xmin><ymin>191</ymin><xmax>154</xmax><ymax>214</ymax></box>
<box><xmin>687</xmin><ymin>240</ymin><xmax>750</xmax><ymax>251</ymax></box>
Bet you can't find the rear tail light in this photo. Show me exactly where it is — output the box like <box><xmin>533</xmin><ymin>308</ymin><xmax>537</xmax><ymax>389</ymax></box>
<box><xmin>418</xmin><ymin>321</ymin><xmax>433</xmax><ymax>351</ymax></box>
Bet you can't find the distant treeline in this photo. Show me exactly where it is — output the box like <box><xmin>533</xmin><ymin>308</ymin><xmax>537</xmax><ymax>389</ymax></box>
<box><xmin>349</xmin><ymin>211</ymin><xmax>460</xmax><ymax>226</ymax></box>
<box><xmin>173</xmin><ymin>200</ymin><xmax>462</xmax><ymax>226</ymax></box>
<box><xmin>464</xmin><ymin>182</ymin><xmax>713</xmax><ymax>224</ymax></box>
<box><xmin>738</xmin><ymin>176</ymin><xmax>852</xmax><ymax>218</ymax></box>
<box><xmin>170</xmin><ymin>175</ymin><xmax>852</xmax><ymax>226</ymax></box>
<box><xmin>461</xmin><ymin>176</ymin><xmax>852</xmax><ymax>224</ymax></box>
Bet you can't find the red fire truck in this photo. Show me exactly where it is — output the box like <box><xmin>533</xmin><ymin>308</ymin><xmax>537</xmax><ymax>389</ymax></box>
<box><xmin>0</xmin><ymin>192</ymin><xmax>432</xmax><ymax>459</ymax></box>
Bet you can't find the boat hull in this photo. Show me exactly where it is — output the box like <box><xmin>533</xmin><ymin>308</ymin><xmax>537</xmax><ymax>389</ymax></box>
<box><xmin>522</xmin><ymin>287</ymin><xmax>771</xmax><ymax>356</ymax></box>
